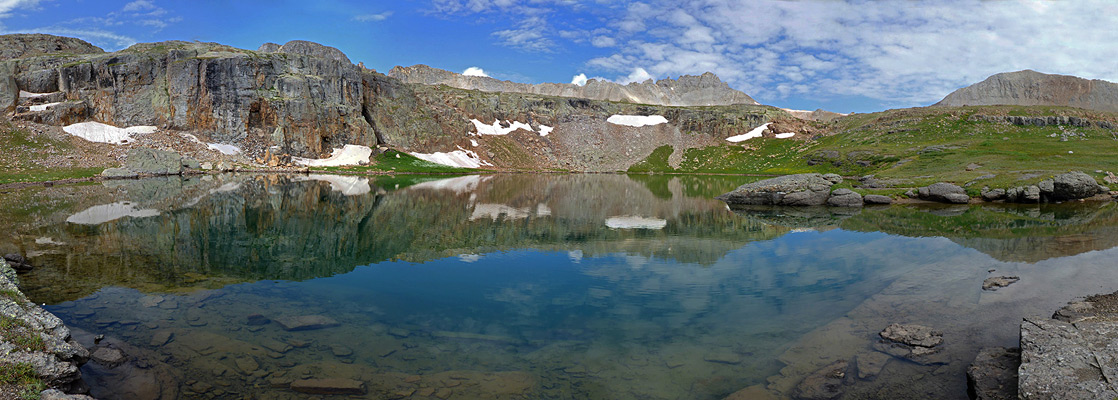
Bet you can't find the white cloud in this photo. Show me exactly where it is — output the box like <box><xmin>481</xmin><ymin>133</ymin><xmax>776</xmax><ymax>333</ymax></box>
<box><xmin>121</xmin><ymin>0</ymin><xmax>156</xmax><ymax>12</ymax></box>
<box><xmin>570</xmin><ymin>73</ymin><xmax>587</xmax><ymax>86</ymax></box>
<box><xmin>463</xmin><ymin>67</ymin><xmax>489</xmax><ymax>77</ymax></box>
<box><xmin>354</xmin><ymin>11</ymin><xmax>393</xmax><ymax>22</ymax></box>
<box><xmin>590</xmin><ymin>35</ymin><xmax>615</xmax><ymax>47</ymax></box>
<box><xmin>0</xmin><ymin>0</ymin><xmax>40</xmax><ymax>20</ymax></box>
<box><xmin>623</xmin><ymin>67</ymin><xmax>653</xmax><ymax>84</ymax></box>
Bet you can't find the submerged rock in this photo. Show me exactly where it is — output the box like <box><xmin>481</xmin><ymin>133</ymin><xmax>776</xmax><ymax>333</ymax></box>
<box><xmin>793</xmin><ymin>360</ymin><xmax>849</xmax><ymax>400</ymax></box>
<box><xmin>967</xmin><ymin>347</ymin><xmax>1019</xmax><ymax>400</ymax></box>
<box><xmin>982</xmin><ymin>276</ymin><xmax>1020</xmax><ymax>291</ymax></box>
<box><xmin>290</xmin><ymin>378</ymin><xmax>367</xmax><ymax>395</ymax></box>
<box><xmin>717</xmin><ymin>174</ymin><xmax>837</xmax><ymax>206</ymax></box>
<box><xmin>875</xmin><ymin>323</ymin><xmax>946</xmax><ymax>364</ymax></box>
<box><xmin>273</xmin><ymin>315</ymin><xmax>340</xmax><ymax>331</ymax></box>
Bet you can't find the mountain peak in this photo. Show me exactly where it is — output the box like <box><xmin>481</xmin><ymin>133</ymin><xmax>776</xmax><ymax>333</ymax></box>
<box><xmin>935</xmin><ymin>70</ymin><xmax>1118</xmax><ymax>112</ymax></box>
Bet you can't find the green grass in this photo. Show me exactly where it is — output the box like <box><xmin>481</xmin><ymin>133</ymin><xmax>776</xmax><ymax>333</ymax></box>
<box><xmin>0</xmin><ymin>168</ymin><xmax>103</xmax><ymax>185</ymax></box>
<box><xmin>0</xmin><ymin>316</ymin><xmax>46</xmax><ymax>352</ymax></box>
<box><xmin>0</xmin><ymin>290</ymin><xmax>22</xmax><ymax>303</ymax></box>
<box><xmin>310</xmin><ymin>149</ymin><xmax>477</xmax><ymax>174</ymax></box>
<box><xmin>0</xmin><ymin>363</ymin><xmax>45</xmax><ymax>400</ymax></box>
<box><xmin>627</xmin><ymin>145</ymin><xmax>675</xmax><ymax>172</ymax></box>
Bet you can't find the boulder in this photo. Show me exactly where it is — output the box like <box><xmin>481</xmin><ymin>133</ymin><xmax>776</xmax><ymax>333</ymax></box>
<box><xmin>981</xmin><ymin>188</ymin><xmax>1006</xmax><ymax>202</ymax></box>
<box><xmin>1048</xmin><ymin>171</ymin><xmax>1102</xmax><ymax>201</ymax></box>
<box><xmin>874</xmin><ymin>323</ymin><xmax>947</xmax><ymax>364</ymax></box>
<box><xmin>821</xmin><ymin>173</ymin><xmax>843</xmax><ymax>185</ymax></box>
<box><xmin>982</xmin><ymin>276</ymin><xmax>1019</xmax><ymax>291</ymax></box>
<box><xmin>862</xmin><ymin>194</ymin><xmax>892</xmax><ymax>205</ymax></box>
<box><xmin>717</xmin><ymin>174</ymin><xmax>836</xmax><ymax>206</ymax></box>
<box><xmin>917</xmin><ymin>182</ymin><xmax>969</xmax><ymax>203</ymax></box>
<box><xmin>826</xmin><ymin>189</ymin><xmax>863</xmax><ymax>207</ymax></box>
<box><xmin>102</xmin><ymin>148</ymin><xmax>200</xmax><ymax>177</ymax></box>
<box><xmin>967</xmin><ymin>347</ymin><xmax>1019</xmax><ymax>400</ymax></box>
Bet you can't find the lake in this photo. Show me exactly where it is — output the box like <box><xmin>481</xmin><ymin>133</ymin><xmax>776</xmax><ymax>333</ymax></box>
<box><xmin>2</xmin><ymin>173</ymin><xmax>1117</xmax><ymax>399</ymax></box>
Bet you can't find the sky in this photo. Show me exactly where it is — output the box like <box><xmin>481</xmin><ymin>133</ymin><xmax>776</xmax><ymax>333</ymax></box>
<box><xmin>2</xmin><ymin>0</ymin><xmax>1117</xmax><ymax>113</ymax></box>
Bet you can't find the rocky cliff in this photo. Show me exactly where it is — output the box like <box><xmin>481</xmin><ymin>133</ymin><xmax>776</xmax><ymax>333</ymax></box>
<box><xmin>388</xmin><ymin>64</ymin><xmax>758</xmax><ymax>107</ymax></box>
<box><xmin>935</xmin><ymin>70</ymin><xmax>1118</xmax><ymax>112</ymax></box>
<box><xmin>1</xmin><ymin>34</ymin><xmax>787</xmax><ymax>171</ymax></box>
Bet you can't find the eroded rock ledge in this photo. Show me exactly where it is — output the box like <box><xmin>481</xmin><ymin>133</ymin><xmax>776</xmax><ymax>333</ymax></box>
<box><xmin>1017</xmin><ymin>292</ymin><xmax>1118</xmax><ymax>399</ymax></box>
<box><xmin>0</xmin><ymin>259</ymin><xmax>93</xmax><ymax>399</ymax></box>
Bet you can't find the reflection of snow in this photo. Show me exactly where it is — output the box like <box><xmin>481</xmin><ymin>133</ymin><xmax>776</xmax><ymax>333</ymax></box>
<box><xmin>66</xmin><ymin>202</ymin><xmax>160</xmax><ymax>225</ymax></box>
<box><xmin>292</xmin><ymin>145</ymin><xmax>372</xmax><ymax>167</ymax></box>
<box><xmin>411</xmin><ymin>147</ymin><xmax>491</xmax><ymax>168</ymax></box>
<box><xmin>470</xmin><ymin>203</ymin><xmax>551</xmax><ymax>221</ymax></box>
<box><xmin>458</xmin><ymin>254</ymin><xmax>481</xmax><ymax>262</ymax></box>
<box><xmin>297</xmin><ymin>174</ymin><xmax>371</xmax><ymax>196</ymax></box>
<box><xmin>63</xmin><ymin>122</ymin><xmax>156</xmax><ymax>145</ymax></box>
<box><xmin>408</xmin><ymin>175</ymin><xmax>487</xmax><ymax>194</ymax></box>
<box><xmin>607</xmin><ymin>115</ymin><xmax>668</xmax><ymax>127</ymax></box>
<box><xmin>568</xmin><ymin>250</ymin><xmax>583</xmax><ymax>263</ymax></box>
<box><xmin>726</xmin><ymin>123</ymin><xmax>770</xmax><ymax>142</ymax></box>
<box><xmin>605</xmin><ymin>216</ymin><xmax>668</xmax><ymax>230</ymax></box>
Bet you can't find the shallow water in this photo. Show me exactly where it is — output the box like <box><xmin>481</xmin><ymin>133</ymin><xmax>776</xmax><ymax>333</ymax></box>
<box><xmin>3</xmin><ymin>174</ymin><xmax>1118</xmax><ymax>399</ymax></box>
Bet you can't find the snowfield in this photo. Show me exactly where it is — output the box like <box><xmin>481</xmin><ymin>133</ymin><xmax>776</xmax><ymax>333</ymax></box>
<box><xmin>63</xmin><ymin>122</ymin><xmax>157</xmax><ymax>145</ymax></box>
<box><xmin>607</xmin><ymin>115</ymin><xmax>669</xmax><ymax>127</ymax></box>
<box><xmin>471</xmin><ymin>119</ymin><xmax>536</xmax><ymax>136</ymax></box>
<box><xmin>410</xmin><ymin>147</ymin><xmax>491</xmax><ymax>169</ymax></box>
<box><xmin>292</xmin><ymin>145</ymin><xmax>372</xmax><ymax>167</ymax></box>
<box><xmin>605</xmin><ymin>216</ymin><xmax>668</xmax><ymax>229</ymax></box>
<box><xmin>725</xmin><ymin>123</ymin><xmax>771</xmax><ymax>142</ymax></box>
<box><xmin>297</xmin><ymin>174</ymin><xmax>371</xmax><ymax>196</ymax></box>
<box><xmin>181</xmin><ymin>133</ymin><xmax>242</xmax><ymax>155</ymax></box>
<box><xmin>66</xmin><ymin>202</ymin><xmax>160</xmax><ymax>225</ymax></box>
<box><xmin>538</xmin><ymin>125</ymin><xmax>553</xmax><ymax>136</ymax></box>
<box><xmin>775</xmin><ymin>132</ymin><xmax>796</xmax><ymax>139</ymax></box>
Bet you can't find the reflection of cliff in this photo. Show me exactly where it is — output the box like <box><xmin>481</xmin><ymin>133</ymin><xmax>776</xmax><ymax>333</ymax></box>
<box><xmin>3</xmin><ymin>174</ymin><xmax>784</xmax><ymax>302</ymax></box>
<box><xmin>839</xmin><ymin>203</ymin><xmax>1118</xmax><ymax>262</ymax></box>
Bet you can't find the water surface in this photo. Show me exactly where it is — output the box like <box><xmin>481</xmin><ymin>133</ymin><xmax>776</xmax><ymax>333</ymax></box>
<box><xmin>2</xmin><ymin>174</ymin><xmax>1118</xmax><ymax>399</ymax></box>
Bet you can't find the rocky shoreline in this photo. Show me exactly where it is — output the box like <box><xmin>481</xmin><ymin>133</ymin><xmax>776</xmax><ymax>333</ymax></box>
<box><xmin>0</xmin><ymin>259</ymin><xmax>92</xmax><ymax>399</ymax></box>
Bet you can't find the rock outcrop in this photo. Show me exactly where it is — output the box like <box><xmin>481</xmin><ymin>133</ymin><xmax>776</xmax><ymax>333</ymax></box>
<box><xmin>388</xmin><ymin>64</ymin><xmax>759</xmax><ymax>107</ymax></box>
<box><xmin>916</xmin><ymin>182</ymin><xmax>969</xmax><ymax>204</ymax></box>
<box><xmin>935</xmin><ymin>70</ymin><xmax>1118</xmax><ymax>113</ymax></box>
<box><xmin>101</xmin><ymin>148</ymin><xmax>200</xmax><ymax>178</ymax></box>
<box><xmin>716</xmin><ymin>173</ymin><xmax>839</xmax><ymax>206</ymax></box>
<box><xmin>1019</xmin><ymin>292</ymin><xmax>1118</xmax><ymax>399</ymax></box>
<box><xmin>0</xmin><ymin>259</ymin><xmax>91</xmax><ymax>396</ymax></box>
<box><xmin>983</xmin><ymin>171</ymin><xmax>1106</xmax><ymax>203</ymax></box>
<box><xmin>0</xmin><ymin>34</ymin><xmax>103</xmax><ymax>60</ymax></box>
<box><xmin>256</xmin><ymin>40</ymin><xmax>351</xmax><ymax>64</ymax></box>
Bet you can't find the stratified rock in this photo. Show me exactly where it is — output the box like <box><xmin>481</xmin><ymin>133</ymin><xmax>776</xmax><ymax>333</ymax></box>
<box><xmin>862</xmin><ymin>194</ymin><xmax>892</xmax><ymax>205</ymax></box>
<box><xmin>273</xmin><ymin>315</ymin><xmax>340</xmax><ymax>331</ymax></box>
<box><xmin>258</xmin><ymin>40</ymin><xmax>351</xmax><ymax>64</ymax></box>
<box><xmin>982</xmin><ymin>276</ymin><xmax>1020</xmax><ymax>291</ymax></box>
<box><xmin>917</xmin><ymin>182</ymin><xmax>969</xmax><ymax>203</ymax></box>
<box><xmin>717</xmin><ymin>174</ymin><xmax>836</xmax><ymax>206</ymax></box>
<box><xmin>0</xmin><ymin>259</ymin><xmax>90</xmax><ymax>394</ymax></box>
<box><xmin>826</xmin><ymin>189</ymin><xmax>863</xmax><ymax>207</ymax></box>
<box><xmin>290</xmin><ymin>378</ymin><xmax>367</xmax><ymax>395</ymax></box>
<box><xmin>793</xmin><ymin>360</ymin><xmax>849</xmax><ymax>400</ymax></box>
<box><xmin>967</xmin><ymin>347</ymin><xmax>1019</xmax><ymax>400</ymax></box>
<box><xmin>936</xmin><ymin>70</ymin><xmax>1118</xmax><ymax>113</ymax></box>
<box><xmin>389</xmin><ymin>64</ymin><xmax>758</xmax><ymax>107</ymax></box>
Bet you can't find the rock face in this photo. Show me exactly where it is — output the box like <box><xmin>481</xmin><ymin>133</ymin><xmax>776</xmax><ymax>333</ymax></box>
<box><xmin>0</xmin><ymin>34</ymin><xmax>103</xmax><ymax>60</ymax></box>
<box><xmin>388</xmin><ymin>64</ymin><xmax>759</xmax><ymax>107</ymax></box>
<box><xmin>716</xmin><ymin>174</ymin><xmax>837</xmax><ymax>206</ymax></box>
<box><xmin>0</xmin><ymin>259</ymin><xmax>91</xmax><ymax>396</ymax></box>
<box><xmin>917</xmin><ymin>182</ymin><xmax>969</xmax><ymax>203</ymax></box>
<box><xmin>936</xmin><ymin>70</ymin><xmax>1118</xmax><ymax>113</ymax></box>
<box><xmin>256</xmin><ymin>40</ymin><xmax>351</xmax><ymax>64</ymax></box>
<box><xmin>967</xmin><ymin>347</ymin><xmax>1019</xmax><ymax>400</ymax></box>
<box><xmin>1019</xmin><ymin>291</ymin><xmax>1118</xmax><ymax>399</ymax></box>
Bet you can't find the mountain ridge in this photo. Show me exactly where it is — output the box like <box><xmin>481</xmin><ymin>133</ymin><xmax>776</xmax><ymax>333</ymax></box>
<box><xmin>388</xmin><ymin>64</ymin><xmax>759</xmax><ymax>107</ymax></box>
<box><xmin>935</xmin><ymin>69</ymin><xmax>1118</xmax><ymax>112</ymax></box>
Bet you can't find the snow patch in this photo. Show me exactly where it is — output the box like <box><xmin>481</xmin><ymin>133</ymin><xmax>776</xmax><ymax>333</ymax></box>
<box><xmin>471</xmin><ymin>119</ymin><xmax>535</xmax><ymax>136</ymax></box>
<box><xmin>607</xmin><ymin>115</ymin><xmax>668</xmax><ymax>127</ymax></box>
<box><xmin>605</xmin><ymin>216</ymin><xmax>667</xmax><ymax>230</ymax></box>
<box><xmin>181</xmin><ymin>133</ymin><xmax>243</xmax><ymax>155</ymax></box>
<box><xmin>29</xmin><ymin>102</ymin><xmax>61</xmax><ymax>112</ymax></box>
<box><xmin>775</xmin><ymin>132</ymin><xmax>796</xmax><ymax>139</ymax></box>
<box><xmin>297</xmin><ymin>174</ymin><xmax>371</xmax><ymax>196</ymax></box>
<box><xmin>538</xmin><ymin>125</ymin><xmax>553</xmax><ymax>136</ymax></box>
<box><xmin>63</xmin><ymin>122</ymin><xmax>156</xmax><ymax>145</ymax></box>
<box><xmin>408</xmin><ymin>175</ymin><xmax>488</xmax><ymax>194</ymax></box>
<box><xmin>18</xmin><ymin>91</ymin><xmax>52</xmax><ymax>98</ymax></box>
<box><xmin>292</xmin><ymin>145</ymin><xmax>372</xmax><ymax>167</ymax></box>
<box><xmin>35</xmin><ymin>237</ymin><xmax>64</xmax><ymax>245</ymax></box>
<box><xmin>470</xmin><ymin>139</ymin><xmax>479</xmax><ymax>147</ymax></box>
<box><xmin>66</xmin><ymin>202</ymin><xmax>160</xmax><ymax>225</ymax></box>
<box><xmin>410</xmin><ymin>147</ymin><xmax>490</xmax><ymax>169</ymax></box>
<box><xmin>726</xmin><ymin>123</ymin><xmax>771</xmax><ymax>142</ymax></box>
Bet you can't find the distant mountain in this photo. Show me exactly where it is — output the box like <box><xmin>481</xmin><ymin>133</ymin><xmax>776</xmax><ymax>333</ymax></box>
<box><xmin>935</xmin><ymin>70</ymin><xmax>1118</xmax><ymax>112</ymax></box>
<box><xmin>388</xmin><ymin>64</ymin><xmax>759</xmax><ymax>107</ymax></box>
<box><xmin>781</xmin><ymin>108</ymin><xmax>848</xmax><ymax>122</ymax></box>
<box><xmin>0</xmin><ymin>33</ymin><xmax>103</xmax><ymax>59</ymax></box>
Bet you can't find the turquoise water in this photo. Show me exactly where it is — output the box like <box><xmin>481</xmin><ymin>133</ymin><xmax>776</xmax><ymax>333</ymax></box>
<box><xmin>3</xmin><ymin>174</ymin><xmax>1118</xmax><ymax>399</ymax></box>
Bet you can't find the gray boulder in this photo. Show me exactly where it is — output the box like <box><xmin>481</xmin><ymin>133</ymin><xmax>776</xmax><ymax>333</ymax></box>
<box><xmin>982</xmin><ymin>188</ymin><xmax>1006</xmax><ymax>202</ymax></box>
<box><xmin>717</xmin><ymin>174</ymin><xmax>836</xmax><ymax>206</ymax></box>
<box><xmin>102</xmin><ymin>148</ymin><xmax>200</xmax><ymax>177</ymax></box>
<box><xmin>917</xmin><ymin>182</ymin><xmax>969</xmax><ymax>203</ymax></box>
<box><xmin>1048</xmin><ymin>171</ymin><xmax>1102</xmax><ymax>201</ymax></box>
<box><xmin>826</xmin><ymin>189</ymin><xmax>863</xmax><ymax>207</ymax></box>
<box><xmin>862</xmin><ymin>194</ymin><xmax>892</xmax><ymax>205</ymax></box>
<box><xmin>821</xmin><ymin>173</ymin><xmax>843</xmax><ymax>185</ymax></box>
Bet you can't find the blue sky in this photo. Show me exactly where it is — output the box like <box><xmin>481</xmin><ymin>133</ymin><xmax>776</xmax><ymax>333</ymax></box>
<box><xmin>3</xmin><ymin>0</ymin><xmax>1117</xmax><ymax>113</ymax></box>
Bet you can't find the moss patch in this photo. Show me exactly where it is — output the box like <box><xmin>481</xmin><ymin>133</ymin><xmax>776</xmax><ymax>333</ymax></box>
<box><xmin>0</xmin><ymin>363</ymin><xmax>46</xmax><ymax>400</ymax></box>
<box><xmin>0</xmin><ymin>315</ymin><xmax>46</xmax><ymax>352</ymax></box>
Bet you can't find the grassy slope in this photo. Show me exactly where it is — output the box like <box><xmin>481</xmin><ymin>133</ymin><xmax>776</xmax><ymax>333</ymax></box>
<box><xmin>629</xmin><ymin>105</ymin><xmax>1118</xmax><ymax>194</ymax></box>
<box><xmin>0</xmin><ymin>123</ymin><xmax>102</xmax><ymax>185</ymax></box>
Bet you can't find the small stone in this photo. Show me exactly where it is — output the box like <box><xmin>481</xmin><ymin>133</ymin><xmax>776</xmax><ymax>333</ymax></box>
<box><xmin>234</xmin><ymin>356</ymin><xmax>260</xmax><ymax>375</ymax></box>
<box><xmin>290</xmin><ymin>378</ymin><xmax>367</xmax><ymax>395</ymax></box>
<box><xmin>982</xmin><ymin>276</ymin><xmax>1020</xmax><ymax>291</ymax></box>
<box><xmin>91</xmin><ymin>347</ymin><xmax>127</xmax><ymax>367</ymax></box>
<box><xmin>702</xmin><ymin>350</ymin><xmax>743</xmax><ymax>365</ymax></box>
<box><xmin>245</xmin><ymin>314</ymin><xmax>270</xmax><ymax>326</ymax></box>
<box><xmin>150</xmin><ymin>330</ymin><xmax>174</xmax><ymax>347</ymax></box>
<box><xmin>331</xmin><ymin>345</ymin><xmax>353</xmax><ymax>357</ymax></box>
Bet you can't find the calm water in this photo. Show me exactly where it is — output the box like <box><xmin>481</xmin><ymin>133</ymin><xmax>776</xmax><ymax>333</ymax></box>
<box><xmin>3</xmin><ymin>174</ymin><xmax>1118</xmax><ymax>399</ymax></box>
